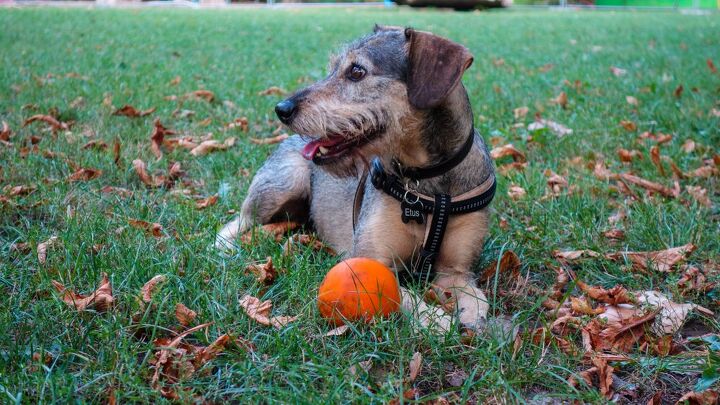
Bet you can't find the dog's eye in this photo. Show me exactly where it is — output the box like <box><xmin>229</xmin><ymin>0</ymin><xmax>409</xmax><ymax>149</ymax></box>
<box><xmin>347</xmin><ymin>65</ymin><xmax>366</xmax><ymax>82</ymax></box>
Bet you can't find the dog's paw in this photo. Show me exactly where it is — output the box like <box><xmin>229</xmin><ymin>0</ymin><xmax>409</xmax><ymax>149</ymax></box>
<box><xmin>213</xmin><ymin>217</ymin><xmax>243</xmax><ymax>252</ymax></box>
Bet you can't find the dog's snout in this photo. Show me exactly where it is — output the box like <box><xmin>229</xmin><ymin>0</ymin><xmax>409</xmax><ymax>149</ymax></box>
<box><xmin>275</xmin><ymin>99</ymin><xmax>297</xmax><ymax>124</ymax></box>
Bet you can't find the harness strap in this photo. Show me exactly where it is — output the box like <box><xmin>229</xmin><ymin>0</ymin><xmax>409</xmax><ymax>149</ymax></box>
<box><xmin>415</xmin><ymin>193</ymin><xmax>451</xmax><ymax>282</ymax></box>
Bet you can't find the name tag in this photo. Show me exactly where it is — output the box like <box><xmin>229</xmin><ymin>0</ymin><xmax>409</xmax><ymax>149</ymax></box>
<box><xmin>401</xmin><ymin>199</ymin><xmax>424</xmax><ymax>224</ymax></box>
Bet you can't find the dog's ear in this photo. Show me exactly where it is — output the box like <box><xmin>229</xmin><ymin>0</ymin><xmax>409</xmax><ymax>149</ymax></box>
<box><xmin>405</xmin><ymin>28</ymin><xmax>474</xmax><ymax>110</ymax></box>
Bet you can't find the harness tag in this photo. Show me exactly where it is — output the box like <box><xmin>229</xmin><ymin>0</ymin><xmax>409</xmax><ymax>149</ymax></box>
<box><xmin>401</xmin><ymin>199</ymin><xmax>424</xmax><ymax>224</ymax></box>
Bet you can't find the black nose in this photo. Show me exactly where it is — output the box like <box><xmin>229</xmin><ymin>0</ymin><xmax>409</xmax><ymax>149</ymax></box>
<box><xmin>275</xmin><ymin>99</ymin><xmax>297</xmax><ymax>124</ymax></box>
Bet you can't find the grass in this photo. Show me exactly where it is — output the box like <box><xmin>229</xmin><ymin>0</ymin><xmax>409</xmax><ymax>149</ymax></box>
<box><xmin>1</xmin><ymin>6</ymin><xmax>719</xmax><ymax>404</ymax></box>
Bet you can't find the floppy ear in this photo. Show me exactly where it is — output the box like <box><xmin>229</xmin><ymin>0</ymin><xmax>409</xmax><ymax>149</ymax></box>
<box><xmin>405</xmin><ymin>28</ymin><xmax>474</xmax><ymax>110</ymax></box>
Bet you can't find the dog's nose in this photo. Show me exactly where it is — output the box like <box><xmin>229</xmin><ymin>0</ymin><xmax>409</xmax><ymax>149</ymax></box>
<box><xmin>275</xmin><ymin>99</ymin><xmax>297</xmax><ymax>124</ymax></box>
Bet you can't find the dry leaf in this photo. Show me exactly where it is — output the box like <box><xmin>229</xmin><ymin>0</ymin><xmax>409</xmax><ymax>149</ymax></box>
<box><xmin>576</xmin><ymin>280</ymin><xmax>634</xmax><ymax>305</ymax></box>
<box><xmin>258</xmin><ymin>86</ymin><xmax>286</xmax><ymax>96</ymax></box>
<box><xmin>513</xmin><ymin>106</ymin><xmax>529</xmax><ymax>120</ymax></box>
<box><xmin>507</xmin><ymin>185</ymin><xmax>526</xmax><ymax>201</ymax></box>
<box><xmin>150</xmin><ymin>119</ymin><xmax>177</xmax><ymax>160</ymax></box>
<box><xmin>37</xmin><ymin>236</ymin><xmax>60</xmax><ymax>264</ymax></box>
<box><xmin>245</xmin><ymin>257</ymin><xmax>277</xmax><ymax>285</ymax></box>
<box><xmin>184</xmin><ymin>90</ymin><xmax>215</xmax><ymax>102</ymax></box>
<box><xmin>68</xmin><ymin>168</ymin><xmax>102</xmax><ymax>182</ymax></box>
<box><xmin>408</xmin><ymin>352</ymin><xmax>422</xmax><ymax>383</ymax></box>
<box><xmin>240</xmin><ymin>221</ymin><xmax>301</xmax><ymax>244</ymax></box>
<box><xmin>1</xmin><ymin>121</ymin><xmax>12</xmax><ymax>141</ymax></box>
<box><xmin>128</xmin><ymin>219</ymin><xmax>163</xmax><ymax>237</ymax></box>
<box><xmin>619</xmin><ymin>120</ymin><xmax>637</xmax><ymax>131</ymax></box>
<box><xmin>675</xmin><ymin>390</ymin><xmax>718</xmax><ymax>405</ymax></box>
<box><xmin>141</xmin><ymin>275</ymin><xmax>167</xmax><ymax>303</ymax></box>
<box><xmin>112</xmin><ymin>105</ymin><xmax>156</xmax><ymax>118</ymax></box>
<box><xmin>480</xmin><ymin>250</ymin><xmax>521</xmax><ymax>281</ymax></box>
<box><xmin>617</xmin><ymin>148</ymin><xmax>642</xmax><ymax>162</ymax></box>
<box><xmin>323</xmin><ymin>325</ymin><xmax>350</xmax><ymax>337</ymax></box>
<box><xmin>7</xmin><ymin>185</ymin><xmax>37</xmax><ymax>196</ymax></box>
<box><xmin>528</xmin><ymin>119</ymin><xmax>573</xmax><ymax>136</ymax></box>
<box><xmin>677</xmin><ymin>266</ymin><xmax>716</xmax><ymax>294</ymax></box>
<box><xmin>571</xmin><ymin>297</ymin><xmax>606</xmax><ymax>315</ymax></box>
<box><xmin>82</xmin><ymin>139</ymin><xmax>108</xmax><ymax>151</ymax></box>
<box><xmin>606</xmin><ymin>243</ymin><xmax>696</xmax><ymax>273</ymax></box>
<box><xmin>282</xmin><ymin>233</ymin><xmax>335</xmax><ymax>256</ymax></box>
<box><xmin>707</xmin><ymin>59</ymin><xmax>718</xmax><ymax>74</ymax></box>
<box><xmin>681</xmin><ymin>139</ymin><xmax>696</xmax><ymax>153</ymax></box>
<box><xmin>23</xmin><ymin>114</ymin><xmax>70</xmax><ymax>133</ymax></box>
<box><xmin>100</xmin><ymin>186</ymin><xmax>133</xmax><ymax>198</ymax></box>
<box><xmin>189</xmin><ymin>138</ymin><xmax>235</xmax><ymax>156</ymax></box>
<box><xmin>175</xmin><ymin>303</ymin><xmax>197</xmax><ymax>327</ymax></box>
<box><xmin>132</xmin><ymin>159</ymin><xmax>181</xmax><ymax>188</ymax></box>
<box><xmin>10</xmin><ymin>242</ymin><xmax>31</xmax><ymax>255</ymax></box>
<box><xmin>686</xmin><ymin>165</ymin><xmax>719</xmax><ymax>178</ymax></box>
<box><xmin>52</xmin><ymin>272</ymin><xmax>113</xmax><ymax>312</ymax></box>
<box><xmin>239</xmin><ymin>295</ymin><xmax>297</xmax><ymax>329</ymax></box>
<box><xmin>610</xmin><ymin>66</ymin><xmax>627</xmax><ymax>77</ymax></box>
<box><xmin>686</xmin><ymin>186</ymin><xmax>712</xmax><ymax>207</ymax></box>
<box><xmin>550</xmin><ymin>91</ymin><xmax>568</xmax><ymax>109</ymax></box>
<box><xmin>673</xmin><ymin>85</ymin><xmax>684</xmax><ymax>98</ymax></box>
<box><xmin>225</xmin><ymin>117</ymin><xmax>249</xmax><ymax>132</ymax></box>
<box><xmin>617</xmin><ymin>173</ymin><xmax>679</xmax><ymax>198</ymax></box>
<box><xmin>553</xmin><ymin>249</ymin><xmax>600</xmax><ymax>262</ymax></box>
<box><xmin>636</xmin><ymin>290</ymin><xmax>713</xmax><ymax>335</ymax></box>
<box><xmin>195</xmin><ymin>195</ymin><xmax>218</xmax><ymax>210</ymax></box>
<box><xmin>169</xmin><ymin>76</ymin><xmax>181</xmax><ymax>86</ymax></box>
<box><xmin>603</xmin><ymin>229</ymin><xmax>625</xmax><ymax>240</ymax></box>
<box><xmin>650</xmin><ymin>146</ymin><xmax>665</xmax><ymax>176</ymax></box>
<box><xmin>625</xmin><ymin>96</ymin><xmax>638</xmax><ymax>106</ymax></box>
<box><xmin>250</xmin><ymin>133</ymin><xmax>289</xmax><ymax>145</ymax></box>
<box><xmin>490</xmin><ymin>144</ymin><xmax>526</xmax><ymax>163</ymax></box>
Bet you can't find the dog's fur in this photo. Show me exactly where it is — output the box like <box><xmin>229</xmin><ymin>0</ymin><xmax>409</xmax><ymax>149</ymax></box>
<box><xmin>216</xmin><ymin>26</ymin><xmax>495</xmax><ymax>332</ymax></box>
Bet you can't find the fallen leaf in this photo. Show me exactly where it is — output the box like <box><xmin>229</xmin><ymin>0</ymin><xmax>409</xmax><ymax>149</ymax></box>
<box><xmin>677</xmin><ymin>266</ymin><xmax>716</xmax><ymax>294</ymax></box>
<box><xmin>606</xmin><ymin>243</ymin><xmax>696</xmax><ymax>273</ymax></box>
<box><xmin>282</xmin><ymin>233</ymin><xmax>336</xmax><ymax>256</ymax></box>
<box><xmin>238</xmin><ymin>295</ymin><xmax>297</xmax><ymax>329</ymax></box>
<box><xmin>112</xmin><ymin>105</ymin><xmax>156</xmax><ymax>118</ymax></box>
<box><xmin>184</xmin><ymin>90</ymin><xmax>215</xmax><ymax>102</ymax></box>
<box><xmin>150</xmin><ymin>119</ymin><xmax>177</xmax><ymax>160</ymax></box>
<box><xmin>480</xmin><ymin>250</ymin><xmax>521</xmax><ymax>281</ymax></box>
<box><xmin>250</xmin><ymin>133</ymin><xmax>289</xmax><ymax>145</ymax></box>
<box><xmin>625</xmin><ymin>96</ymin><xmax>638</xmax><ymax>106</ymax></box>
<box><xmin>553</xmin><ymin>249</ymin><xmax>600</xmax><ymax>262</ymax></box>
<box><xmin>10</xmin><ymin>242</ymin><xmax>31</xmax><ymax>255</ymax></box>
<box><xmin>571</xmin><ymin>297</ymin><xmax>606</xmax><ymax>316</ymax></box>
<box><xmin>686</xmin><ymin>186</ymin><xmax>712</xmax><ymax>207</ymax></box>
<box><xmin>258</xmin><ymin>86</ymin><xmax>286</xmax><ymax>96</ymax></box>
<box><xmin>128</xmin><ymin>219</ymin><xmax>163</xmax><ymax>237</ymax></box>
<box><xmin>610</xmin><ymin>66</ymin><xmax>627</xmax><ymax>77</ymax></box>
<box><xmin>507</xmin><ymin>185</ymin><xmax>526</xmax><ymax>200</ymax></box>
<box><xmin>132</xmin><ymin>159</ymin><xmax>181</xmax><ymax>188</ymax></box>
<box><xmin>225</xmin><ymin>117</ymin><xmax>249</xmax><ymax>132</ymax></box>
<box><xmin>52</xmin><ymin>272</ymin><xmax>113</xmax><ymax>312</ymax></box>
<box><xmin>528</xmin><ymin>119</ymin><xmax>573</xmax><ymax>136</ymax></box>
<box><xmin>0</xmin><ymin>121</ymin><xmax>12</xmax><ymax>141</ymax></box>
<box><xmin>545</xmin><ymin>171</ymin><xmax>569</xmax><ymax>196</ymax></box>
<box><xmin>617</xmin><ymin>149</ymin><xmax>643</xmax><ymax>164</ymax></box>
<box><xmin>169</xmin><ymin>76</ymin><xmax>181</xmax><ymax>86</ymax></box>
<box><xmin>675</xmin><ymin>390</ymin><xmax>718</xmax><ymax>405</ymax></box>
<box><xmin>175</xmin><ymin>303</ymin><xmax>197</xmax><ymax>327</ymax></box>
<box><xmin>240</xmin><ymin>221</ymin><xmax>301</xmax><ymax>244</ymax></box>
<box><xmin>195</xmin><ymin>195</ymin><xmax>218</xmax><ymax>210</ymax></box>
<box><xmin>550</xmin><ymin>92</ymin><xmax>568</xmax><ymax>109</ymax></box>
<box><xmin>617</xmin><ymin>173</ymin><xmax>679</xmax><ymax>198</ymax></box>
<box><xmin>603</xmin><ymin>229</ymin><xmax>625</xmax><ymax>240</ymax></box>
<box><xmin>636</xmin><ymin>290</ymin><xmax>713</xmax><ymax>335</ymax></box>
<box><xmin>708</xmin><ymin>59</ymin><xmax>718</xmax><ymax>74</ymax></box>
<box><xmin>490</xmin><ymin>144</ymin><xmax>526</xmax><ymax>163</ymax></box>
<box><xmin>82</xmin><ymin>139</ymin><xmax>108</xmax><ymax>151</ymax></box>
<box><xmin>37</xmin><ymin>236</ymin><xmax>60</xmax><ymax>264</ymax></box>
<box><xmin>23</xmin><ymin>114</ymin><xmax>70</xmax><ymax>133</ymax></box>
<box><xmin>619</xmin><ymin>120</ymin><xmax>637</xmax><ymax>131</ymax></box>
<box><xmin>245</xmin><ymin>257</ymin><xmax>277</xmax><ymax>284</ymax></box>
<box><xmin>685</xmin><ymin>165</ymin><xmax>719</xmax><ymax>178</ymax></box>
<box><xmin>674</xmin><ymin>85</ymin><xmax>684</xmax><ymax>98</ymax></box>
<box><xmin>141</xmin><ymin>275</ymin><xmax>167</xmax><ymax>303</ymax></box>
<box><xmin>649</xmin><ymin>146</ymin><xmax>666</xmax><ymax>176</ymax></box>
<box><xmin>100</xmin><ymin>186</ymin><xmax>133</xmax><ymax>198</ymax></box>
<box><xmin>681</xmin><ymin>139</ymin><xmax>696</xmax><ymax>153</ymax></box>
<box><xmin>513</xmin><ymin>106</ymin><xmax>529</xmax><ymax>120</ymax></box>
<box><xmin>68</xmin><ymin>167</ymin><xmax>102</xmax><ymax>182</ymax></box>
<box><xmin>189</xmin><ymin>138</ymin><xmax>235</xmax><ymax>156</ymax></box>
<box><xmin>408</xmin><ymin>352</ymin><xmax>422</xmax><ymax>383</ymax></box>
<box><xmin>7</xmin><ymin>185</ymin><xmax>37</xmax><ymax>196</ymax></box>
<box><xmin>323</xmin><ymin>325</ymin><xmax>350</xmax><ymax>337</ymax></box>
<box><xmin>576</xmin><ymin>280</ymin><xmax>634</xmax><ymax>305</ymax></box>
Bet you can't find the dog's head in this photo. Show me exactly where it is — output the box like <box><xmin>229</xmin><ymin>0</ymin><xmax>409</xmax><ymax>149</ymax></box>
<box><xmin>275</xmin><ymin>26</ymin><xmax>473</xmax><ymax>177</ymax></box>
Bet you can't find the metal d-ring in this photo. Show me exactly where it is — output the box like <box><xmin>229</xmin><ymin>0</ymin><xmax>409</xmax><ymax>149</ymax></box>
<box><xmin>403</xmin><ymin>179</ymin><xmax>421</xmax><ymax>205</ymax></box>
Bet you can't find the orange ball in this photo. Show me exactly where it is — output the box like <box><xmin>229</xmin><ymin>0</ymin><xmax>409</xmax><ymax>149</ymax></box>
<box><xmin>318</xmin><ymin>258</ymin><xmax>401</xmax><ymax>325</ymax></box>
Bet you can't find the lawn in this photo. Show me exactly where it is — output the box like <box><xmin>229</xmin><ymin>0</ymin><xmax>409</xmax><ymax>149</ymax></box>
<box><xmin>1</xmin><ymin>6</ymin><xmax>719</xmax><ymax>404</ymax></box>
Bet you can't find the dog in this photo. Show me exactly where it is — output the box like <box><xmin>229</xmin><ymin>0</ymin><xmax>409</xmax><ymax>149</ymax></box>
<box><xmin>216</xmin><ymin>26</ymin><xmax>496</xmax><ymax>333</ymax></box>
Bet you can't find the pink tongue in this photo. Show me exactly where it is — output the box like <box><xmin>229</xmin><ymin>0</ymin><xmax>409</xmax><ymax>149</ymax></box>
<box><xmin>301</xmin><ymin>138</ymin><xmax>341</xmax><ymax>160</ymax></box>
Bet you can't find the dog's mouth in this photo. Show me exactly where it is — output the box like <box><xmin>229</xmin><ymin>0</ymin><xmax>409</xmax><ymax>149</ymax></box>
<box><xmin>301</xmin><ymin>128</ymin><xmax>383</xmax><ymax>165</ymax></box>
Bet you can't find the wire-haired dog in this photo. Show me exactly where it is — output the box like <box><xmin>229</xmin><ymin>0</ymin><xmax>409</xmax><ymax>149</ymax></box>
<box><xmin>217</xmin><ymin>26</ymin><xmax>496</xmax><ymax>333</ymax></box>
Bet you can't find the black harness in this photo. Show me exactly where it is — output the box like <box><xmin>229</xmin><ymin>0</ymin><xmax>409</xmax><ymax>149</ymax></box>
<box><xmin>353</xmin><ymin>128</ymin><xmax>497</xmax><ymax>283</ymax></box>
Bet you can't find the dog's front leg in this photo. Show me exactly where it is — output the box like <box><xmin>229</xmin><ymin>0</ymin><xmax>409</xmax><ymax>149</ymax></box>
<box><xmin>432</xmin><ymin>270</ymin><xmax>488</xmax><ymax>331</ymax></box>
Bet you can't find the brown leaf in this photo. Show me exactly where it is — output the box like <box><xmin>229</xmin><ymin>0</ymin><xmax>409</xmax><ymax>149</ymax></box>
<box><xmin>636</xmin><ymin>290</ymin><xmax>713</xmax><ymax>335</ymax></box>
<box><xmin>132</xmin><ymin>159</ymin><xmax>180</xmax><ymax>188</ymax></box>
<box><xmin>677</xmin><ymin>266</ymin><xmax>716</xmax><ymax>294</ymax></box>
<box><xmin>10</xmin><ymin>242</ymin><xmax>31</xmax><ymax>255</ymax></box>
<box><xmin>37</xmin><ymin>236</ymin><xmax>60</xmax><ymax>264</ymax></box>
<box><xmin>606</xmin><ymin>243</ymin><xmax>695</xmax><ymax>273</ymax></box>
<box><xmin>7</xmin><ymin>185</ymin><xmax>37</xmax><ymax>196</ymax></box>
<box><xmin>258</xmin><ymin>86</ymin><xmax>286</xmax><ymax>96</ymax></box>
<box><xmin>408</xmin><ymin>352</ymin><xmax>422</xmax><ymax>383</ymax></box>
<box><xmin>128</xmin><ymin>219</ymin><xmax>163</xmax><ymax>238</ymax></box>
<box><xmin>592</xmin><ymin>357</ymin><xmax>615</xmax><ymax>398</ymax></box>
<box><xmin>189</xmin><ymin>138</ymin><xmax>235</xmax><ymax>156</ymax></box>
<box><xmin>23</xmin><ymin>114</ymin><xmax>70</xmax><ymax>133</ymax></box>
<box><xmin>245</xmin><ymin>257</ymin><xmax>277</xmax><ymax>284</ymax></box>
<box><xmin>195</xmin><ymin>195</ymin><xmax>218</xmax><ymax>210</ymax></box>
<box><xmin>0</xmin><ymin>121</ymin><xmax>12</xmax><ymax>141</ymax></box>
<box><xmin>250</xmin><ymin>133</ymin><xmax>289</xmax><ymax>145</ymax></box>
<box><xmin>548</xmin><ymin>267</ymin><xmax>569</xmax><ymax>300</ymax></box>
<box><xmin>100</xmin><ymin>186</ymin><xmax>133</xmax><ymax>198</ymax></box>
<box><xmin>550</xmin><ymin>91</ymin><xmax>568</xmax><ymax>109</ymax></box>
<box><xmin>619</xmin><ymin>120</ymin><xmax>637</xmax><ymax>131</ymax></box>
<box><xmin>169</xmin><ymin>76</ymin><xmax>181</xmax><ymax>86</ymax></box>
<box><xmin>238</xmin><ymin>295</ymin><xmax>297</xmax><ymax>329</ymax></box>
<box><xmin>673</xmin><ymin>85</ymin><xmax>684</xmax><ymax>98</ymax></box>
<box><xmin>617</xmin><ymin>173</ymin><xmax>679</xmax><ymax>198</ymax></box>
<box><xmin>323</xmin><ymin>325</ymin><xmax>350</xmax><ymax>337</ymax></box>
<box><xmin>490</xmin><ymin>144</ymin><xmax>526</xmax><ymax>163</ymax></box>
<box><xmin>184</xmin><ymin>90</ymin><xmax>215</xmax><ymax>102</ymax></box>
<box><xmin>175</xmin><ymin>303</ymin><xmax>197</xmax><ymax>327</ymax></box>
<box><xmin>82</xmin><ymin>139</ymin><xmax>108</xmax><ymax>151</ymax></box>
<box><xmin>686</xmin><ymin>186</ymin><xmax>712</xmax><ymax>207</ymax></box>
<box><xmin>68</xmin><ymin>167</ymin><xmax>102</xmax><ymax>182</ymax></box>
<box><xmin>686</xmin><ymin>165</ymin><xmax>719</xmax><ymax>178</ymax></box>
<box><xmin>282</xmin><ymin>233</ymin><xmax>335</xmax><ymax>256</ymax></box>
<box><xmin>708</xmin><ymin>59</ymin><xmax>718</xmax><ymax>74</ymax></box>
<box><xmin>225</xmin><ymin>117</ymin><xmax>249</xmax><ymax>132</ymax></box>
<box><xmin>681</xmin><ymin>139</ymin><xmax>696</xmax><ymax>153</ymax></box>
<box><xmin>513</xmin><ymin>106</ymin><xmax>529</xmax><ymax>120</ymax></box>
<box><xmin>675</xmin><ymin>390</ymin><xmax>718</xmax><ymax>405</ymax></box>
<box><xmin>603</xmin><ymin>229</ymin><xmax>625</xmax><ymax>240</ymax></box>
<box><xmin>112</xmin><ymin>105</ymin><xmax>156</xmax><ymax>118</ymax></box>
<box><xmin>150</xmin><ymin>119</ymin><xmax>177</xmax><ymax>160</ymax></box>
<box><xmin>576</xmin><ymin>280</ymin><xmax>634</xmax><ymax>305</ymax></box>
<box><xmin>625</xmin><ymin>96</ymin><xmax>638</xmax><ymax>106</ymax></box>
<box><xmin>52</xmin><ymin>272</ymin><xmax>114</xmax><ymax>312</ymax></box>
<box><xmin>553</xmin><ymin>249</ymin><xmax>600</xmax><ymax>263</ymax></box>
<box><xmin>571</xmin><ymin>297</ymin><xmax>606</xmax><ymax>315</ymax></box>
<box><xmin>141</xmin><ymin>275</ymin><xmax>167</xmax><ymax>303</ymax></box>
<box><xmin>507</xmin><ymin>185</ymin><xmax>526</xmax><ymax>201</ymax></box>
<box><xmin>480</xmin><ymin>250</ymin><xmax>521</xmax><ymax>282</ymax></box>
<box><xmin>240</xmin><ymin>221</ymin><xmax>301</xmax><ymax>244</ymax></box>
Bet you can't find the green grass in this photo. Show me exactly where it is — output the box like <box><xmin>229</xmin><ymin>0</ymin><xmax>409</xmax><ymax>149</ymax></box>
<box><xmin>1</xmin><ymin>6</ymin><xmax>719</xmax><ymax>404</ymax></box>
